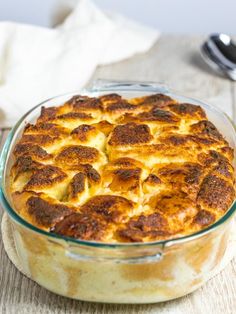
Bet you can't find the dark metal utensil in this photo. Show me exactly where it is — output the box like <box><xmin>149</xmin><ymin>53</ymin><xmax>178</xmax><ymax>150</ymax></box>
<box><xmin>201</xmin><ymin>33</ymin><xmax>236</xmax><ymax>80</ymax></box>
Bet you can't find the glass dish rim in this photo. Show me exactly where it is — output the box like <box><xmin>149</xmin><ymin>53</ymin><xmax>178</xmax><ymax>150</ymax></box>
<box><xmin>1</xmin><ymin>85</ymin><xmax>236</xmax><ymax>250</ymax></box>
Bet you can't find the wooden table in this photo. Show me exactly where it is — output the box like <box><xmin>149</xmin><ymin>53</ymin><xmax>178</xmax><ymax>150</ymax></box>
<box><xmin>0</xmin><ymin>35</ymin><xmax>235</xmax><ymax>314</ymax></box>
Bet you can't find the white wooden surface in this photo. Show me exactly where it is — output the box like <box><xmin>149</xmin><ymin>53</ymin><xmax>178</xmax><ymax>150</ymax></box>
<box><xmin>0</xmin><ymin>35</ymin><xmax>235</xmax><ymax>314</ymax></box>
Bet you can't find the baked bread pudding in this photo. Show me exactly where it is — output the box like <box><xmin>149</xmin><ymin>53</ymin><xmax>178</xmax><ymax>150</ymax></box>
<box><xmin>10</xmin><ymin>93</ymin><xmax>235</xmax><ymax>242</ymax></box>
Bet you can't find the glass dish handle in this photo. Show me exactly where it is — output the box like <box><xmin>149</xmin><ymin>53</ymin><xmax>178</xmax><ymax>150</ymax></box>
<box><xmin>89</xmin><ymin>79</ymin><xmax>169</xmax><ymax>94</ymax></box>
<box><xmin>65</xmin><ymin>250</ymin><xmax>163</xmax><ymax>264</ymax></box>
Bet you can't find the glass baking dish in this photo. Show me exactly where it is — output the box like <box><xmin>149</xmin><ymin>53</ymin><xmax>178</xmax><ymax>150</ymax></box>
<box><xmin>0</xmin><ymin>80</ymin><xmax>236</xmax><ymax>303</ymax></box>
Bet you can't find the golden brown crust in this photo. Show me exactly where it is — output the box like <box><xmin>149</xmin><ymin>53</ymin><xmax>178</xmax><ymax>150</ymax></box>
<box><xmin>25</xmin><ymin>165</ymin><xmax>67</xmax><ymax>190</ymax></box>
<box><xmin>190</xmin><ymin>120</ymin><xmax>224</xmax><ymax>141</ymax></box>
<box><xmin>192</xmin><ymin>209</ymin><xmax>215</xmax><ymax>227</ymax></box>
<box><xmin>50</xmin><ymin>213</ymin><xmax>106</xmax><ymax>240</ymax></box>
<box><xmin>117</xmin><ymin>213</ymin><xmax>170</xmax><ymax>242</ymax></box>
<box><xmin>67</xmin><ymin>95</ymin><xmax>103</xmax><ymax>111</ymax></box>
<box><xmin>24</xmin><ymin>122</ymin><xmax>69</xmax><ymax>136</ymax></box>
<box><xmin>109</xmin><ymin>123</ymin><xmax>152</xmax><ymax>146</ymax></box>
<box><xmin>169</xmin><ymin>103</ymin><xmax>206</xmax><ymax>119</ymax></box>
<box><xmin>10</xmin><ymin>93</ymin><xmax>235</xmax><ymax>242</ymax></box>
<box><xmin>132</xmin><ymin>93</ymin><xmax>173</xmax><ymax>107</ymax></box>
<box><xmin>67</xmin><ymin>172</ymin><xmax>86</xmax><ymax>199</ymax></box>
<box><xmin>71</xmin><ymin>124</ymin><xmax>96</xmax><ymax>141</ymax></box>
<box><xmin>137</xmin><ymin>108</ymin><xmax>179</xmax><ymax>123</ymax></box>
<box><xmin>197</xmin><ymin>175</ymin><xmax>235</xmax><ymax>211</ymax></box>
<box><xmin>57</xmin><ymin>112</ymin><xmax>93</xmax><ymax>120</ymax></box>
<box><xmin>55</xmin><ymin>145</ymin><xmax>99</xmax><ymax>166</ymax></box>
<box><xmin>14</xmin><ymin>143</ymin><xmax>52</xmax><ymax>160</ymax></box>
<box><xmin>12</xmin><ymin>156</ymin><xmax>42</xmax><ymax>178</ymax></box>
<box><xmin>93</xmin><ymin>120</ymin><xmax>114</xmax><ymax>136</ymax></box>
<box><xmin>80</xmin><ymin>195</ymin><xmax>134</xmax><ymax>223</ymax></box>
<box><xmin>38</xmin><ymin>106</ymin><xmax>57</xmax><ymax>121</ymax></box>
<box><xmin>27</xmin><ymin>196</ymin><xmax>73</xmax><ymax>228</ymax></box>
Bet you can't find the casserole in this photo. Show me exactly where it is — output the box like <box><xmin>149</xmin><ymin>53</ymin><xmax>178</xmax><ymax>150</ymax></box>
<box><xmin>0</xmin><ymin>80</ymin><xmax>236</xmax><ymax>303</ymax></box>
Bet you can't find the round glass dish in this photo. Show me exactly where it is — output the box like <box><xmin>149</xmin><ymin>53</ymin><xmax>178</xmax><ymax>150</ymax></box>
<box><xmin>0</xmin><ymin>80</ymin><xmax>236</xmax><ymax>303</ymax></box>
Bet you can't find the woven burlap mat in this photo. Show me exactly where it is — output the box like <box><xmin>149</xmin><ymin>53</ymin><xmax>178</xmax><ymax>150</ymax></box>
<box><xmin>1</xmin><ymin>212</ymin><xmax>236</xmax><ymax>284</ymax></box>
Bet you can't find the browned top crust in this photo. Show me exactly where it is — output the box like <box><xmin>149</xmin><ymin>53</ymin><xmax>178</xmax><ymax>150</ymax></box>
<box><xmin>68</xmin><ymin>172</ymin><xmax>87</xmax><ymax>198</ymax></box>
<box><xmin>57</xmin><ymin>112</ymin><xmax>93</xmax><ymax>120</ymax></box>
<box><xmin>27</xmin><ymin>196</ymin><xmax>73</xmax><ymax>228</ymax></box>
<box><xmin>55</xmin><ymin>145</ymin><xmax>99</xmax><ymax>166</ymax></box>
<box><xmin>197</xmin><ymin>175</ymin><xmax>235</xmax><ymax>211</ymax></box>
<box><xmin>137</xmin><ymin>108</ymin><xmax>180</xmax><ymax>123</ymax></box>
<box><xmin>14</xmin><ymin>143</ymin><xmax>52</xmax><ymax>160</ymax></box>
<box><xmin>133</xmin><ymin>93</ymin><xmax>173</xmax><ymax>107</ymax></box>
<box><xmin>25</xmin><ymin>165</ymin><xmax>67</xmax><ymax>189</ymax></box>
<box><xmin>67</xmin><ymin>95</ymin><xmax>103</xmax><ymax>111</ymax></box>
<box><xmin>50</xmin><ymin>212</ymin><xmax>106</xmax><ymax>240</ymax></box>
<box><xmin>71</xmin><ymin>124</ymin><xmax>96</xmax><ymax>140</ymax></box>
<box><xmin>80</xmin><ymin>195</ymin><xmax>134</xmax><ymax>223</ymax></box>
<box><xmin>10</xmin><ymin>93</ymin><xmax>235</xmax><ymax>243</ymax></box>
<box><xmin>108</xmin><ymin>123</ymin><xmax>152</xmax><ymax>146</ymax></box>
<box><xmin>169</xmin><ymin>103</ymin><xmax>206</xmax><ymax>119</ymax></box>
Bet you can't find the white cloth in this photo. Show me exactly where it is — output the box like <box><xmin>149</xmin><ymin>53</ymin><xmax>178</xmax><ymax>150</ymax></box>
<box><xmin>0</xmin><ymin>0</ymin><xmax>159</xmax><ymax>127</ymax></box>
